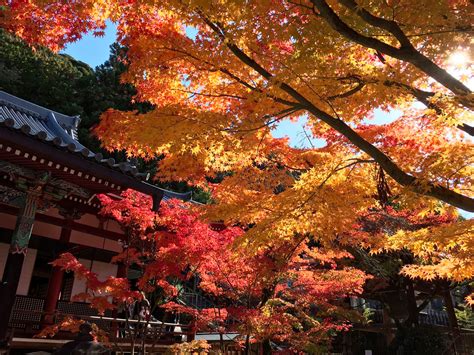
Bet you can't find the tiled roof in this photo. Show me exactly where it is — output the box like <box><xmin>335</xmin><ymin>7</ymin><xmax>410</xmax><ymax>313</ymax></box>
<box><xmin>0</xmin><ymin>90</ymin><xmax>141</xmax><ymax>177</ymax></box>
<box><xmin>0</xmin><ymin>91</ymin><xmax>194</xmax><ymax>203</ymax></box>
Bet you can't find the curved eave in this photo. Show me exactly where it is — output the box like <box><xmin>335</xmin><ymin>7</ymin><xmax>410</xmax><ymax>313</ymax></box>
<box><xmin>0</xmin><ymin>126</ymin><xmax>165</xmax><ymax>210</ymax></box>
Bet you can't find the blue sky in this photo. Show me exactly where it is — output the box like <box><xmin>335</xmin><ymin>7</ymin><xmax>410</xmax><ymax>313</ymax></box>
<box><xmin>62</xmin><ymin>21</ymin><xmax>118</xmax><ymax>68</ymax></box>
<box><xmin>62</xmin><ymin>22</ymin><xmax>316</xmax><ymax>146</ymax></box>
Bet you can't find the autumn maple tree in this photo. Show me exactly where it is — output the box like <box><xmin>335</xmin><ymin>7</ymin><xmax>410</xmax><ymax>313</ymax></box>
<box><xmin>1</xmin><ymin>0</ymin><xmax>473</xmax><ymax>348</ymax></box>
<box><xmin>2</xmin><ymin>0</ymin><xmax>472</xmax><ymax>204</ymax></box>
<box><xmin>49</xmin><ymin>190</ymin><xmax>367</xmax><ymax>352</ymax></box>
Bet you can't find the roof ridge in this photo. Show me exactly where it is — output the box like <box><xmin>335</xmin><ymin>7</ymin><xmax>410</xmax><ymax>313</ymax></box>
<box><xmin>0</xmin><ymin>98</ymin><xmax>44</xmax><ymax>120</ymax></box>
<box><xmin>0</xmin><ymin>91</ymin><xmax>143</xmax><ymax>180</ymax></box>
<box><xmin>0</xmin><ymin>91</ymin><xmax>81</xmax><ymax>136</ymax></box>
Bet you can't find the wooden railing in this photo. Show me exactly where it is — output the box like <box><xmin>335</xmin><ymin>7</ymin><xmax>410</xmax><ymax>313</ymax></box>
<box><xmin>361</xmin><ymin>308</ymin><xmax>450</xmax><ymax>327</ymax></box>
<box><xmin>8</xmin><ymin>296</ymin><xmax>192</xmax><ymax>348</ymax></box>
<box><xmin>11</xmin><ymin>309</ymin><xmax>191</xmax><ymax>336</ymax></box>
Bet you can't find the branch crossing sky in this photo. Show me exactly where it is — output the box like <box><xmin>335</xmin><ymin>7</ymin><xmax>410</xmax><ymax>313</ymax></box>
<box><xmin>61</xmin><ymin>22</ymin><xmax>472</xmax><ymax>218</ymax></box>
<box><xmin>62</xmin><ymin>21</ymin><xmax>399</xmax><ymax>149</ymax></box>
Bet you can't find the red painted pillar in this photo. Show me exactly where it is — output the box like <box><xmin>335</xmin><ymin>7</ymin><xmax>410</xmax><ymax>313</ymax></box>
<box><xmin>42</xmin><ymin>211</ymin><xmax>75</xmax><ymax>326</ymax></box>
<box><xmin>42</xmin><ymin>267</ymin><xmax>65</xmax><ymax>324</ymax></box>
<box><xmin>42</xmin><ymin>209</ymin><xmax>80</xmax><ymax>325</ymax></box>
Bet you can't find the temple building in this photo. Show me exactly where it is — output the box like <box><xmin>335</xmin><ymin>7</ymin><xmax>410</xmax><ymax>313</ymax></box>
<box><xmin>0</xmin><ymin>91</ymin><xmax>195</xmax><ymax>352</ymax></box>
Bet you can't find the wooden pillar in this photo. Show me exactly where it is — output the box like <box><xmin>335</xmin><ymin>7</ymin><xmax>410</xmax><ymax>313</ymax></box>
<box><xmin>42</xmin><ymin>211</ymin><xmax>77</xmax><ymax>325</ymax></box>
<box><xmin>406</xmin><ymin>279</ymin><xmax>419</xmax><ymax>326</ymax></box>
<box><xmin>42</xmin><ymin>267</ymin><xmax>65</xmax><ymax>325</ymax></box>
<box><xmin>0</xmin><ymin>193</ymin><xmax>38</xmax><ymax>345</ymax></box>
<box><xmin>442</xmin><ymin>287</ymin><xmax>460</xmax><ymax>353</ymax></box>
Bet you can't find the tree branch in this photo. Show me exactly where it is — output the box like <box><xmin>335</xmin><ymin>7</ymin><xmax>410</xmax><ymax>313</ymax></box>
<box><xmin>382</xmin><ymin>80</ymin><xmax>473</xmax><ymax>136</ymax></box>
<box><xmin>338</xmin><ymin>0</ymin><xmax>412</xmax><ymax>48</ymax></box>
<box><xmin>200</xmin><ymin>13</ymin><xmax>474</xmax><ymax>211</ymax></box>
<box><xmin>310</xmin><ymin>0</ymin><xmax>472</xmax><ymax>96</ymax></box>
<box><xmin>224</xmin><ymin>106</ymin><xmax>304</xmax><ymax>133</ymax></box>
<box><xmin>218</xmin><ymin>67</ymin><xmax>299</xmax><ymax>107</ymax></box>
<box><xmin>328</xmin><ymin>77</ymin><xmax>365</xmax><ymax>100</ymax></box>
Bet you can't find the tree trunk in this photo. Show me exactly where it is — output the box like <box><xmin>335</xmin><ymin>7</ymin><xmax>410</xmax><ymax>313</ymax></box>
<box><xmin>442</xmin><ymin>288</ymin><xmax>460</xmax><ymax>354</ymax></box>
<box><xmin>262</xmin><ymin>339</ymin><xmax>272</xmax><ymax>355</ymax></box>
<box><xmin>405</xmin><ymin>279</ymin><xmax>419</xmax><ymax>326</ymax></box>
<box><xmin>219</xmin><ymin>332</ymin><xmax>224</xmax><ymax>353</ymax></box>
<box><xmin>244</xmin><ymin>334</ymin><xmax>251</xmax><ymax>355</ymax></box>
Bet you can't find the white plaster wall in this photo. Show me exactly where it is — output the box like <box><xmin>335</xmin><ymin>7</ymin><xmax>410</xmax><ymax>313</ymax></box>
<box><xmin>104</xmin><ymin>219</ymin><xmax>122</xmax><ymax>234</ymax></box>
<box><xmin>69</xmin><ymin>230</ymin><xmax>122</xmax><ymax>253</ymax></box>
<box><xmin>71</xmin><ymin>258</ymin><xmax>92</xmax><ymax>300</ymax></box>
<box><xmin>70</xmin><ymin>259</ymin><xmax>118</xmax><ymax>302</ymax></box>
<box><xmin>91</xmin><ymin>260</ymin><xmax>118</xmax><ymax>283</ymax></box>
<box><xmin>32</xmin><ymin>221</ymin><xmax>61</xmax><ymax>240</ymax></box>
<box><xmin>16</xmin><ymin>248</ymin><xmax>37</xmax><ymax>295</ymax></box>
<box><xmin>70</xmin><ymin>231</ymin><xmax>106</xmax><ymax>249</ymax></box>
<box><xmin>43</xmin><ymin>208</ymin><xmax>63</xmax><ymax>219</ymax></box>
<box><xmin>0</xmin><ymin>243</ymin><xmax>37</xmax><ymax>295</ymax></box>
<box><xmin>76</xmin><ymin>213</ymin><xmax>100</xmax><ymax>228</ymax></box>
<box><xmin>91</xmin><ymin>260</ymin><xmax>118</xmax><ymax>303</ymax></box>
<box><xmin>0</xmin><ymin>212</ymin><xmax>16</xmax><ymax>229</ymax></box>
<box><xmin>1</xmin><ymin>210</ymin><xmax>60</xmax><ymax>241</ymax></box>
<box><xmin>103</xmin><ymin>239</ymin><xmax>122</xmax><ymax>253</ymax></box>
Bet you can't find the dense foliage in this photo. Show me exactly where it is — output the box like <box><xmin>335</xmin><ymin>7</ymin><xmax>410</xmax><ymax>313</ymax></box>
<box><xmin>0</xmin><ymin>29</ymin><xmax>136</xmax><ymax>152</ymax></box>
<box><xmin>51</xmin><ymin>191</ymin><xmax>368</xmax><ymax>351</ymax></box>
<box><xmin>1</xmin><ymin>0</ymin><xmax>473</xmax><ymax>351</ymax></box>
<box><xmin>0</xmin><ymin>29</ymin><xmax>93</xmax><ymax>117</ymax></box>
